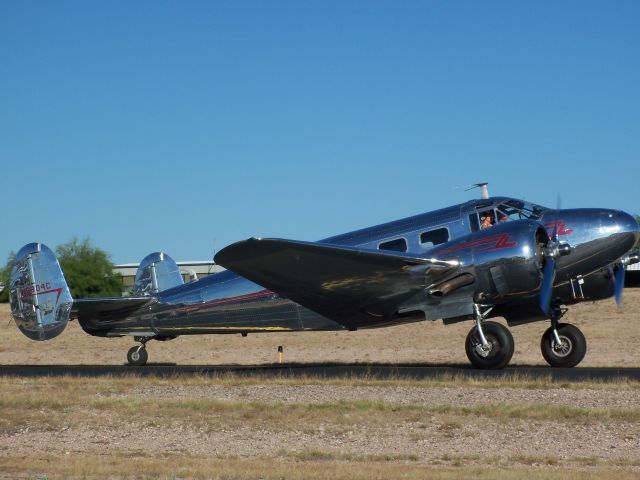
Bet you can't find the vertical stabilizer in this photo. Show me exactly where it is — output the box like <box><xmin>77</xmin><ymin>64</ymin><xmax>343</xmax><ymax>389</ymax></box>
<box><xmin>134</xmin><ymin>252</ymin><xmax>184</xmax><ymax>295</ymax></box>
<box><xmin>9</xmin><ymin>243</ymin><xmax>73</xmax><ymax>341</ymax></box>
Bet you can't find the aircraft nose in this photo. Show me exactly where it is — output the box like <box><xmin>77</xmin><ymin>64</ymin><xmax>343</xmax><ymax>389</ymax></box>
<box><xmin>607</xmin><ymin>209</ymin><xmax>639</xmax><ymax>254</ymax></box>
<box><xmin>612</xmin><ymin>210</ymin><xmax>639</xmax><ymax>234</ymax></box>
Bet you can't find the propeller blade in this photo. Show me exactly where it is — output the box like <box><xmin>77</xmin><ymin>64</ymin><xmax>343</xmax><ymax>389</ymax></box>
<box><xmin>539</xmin><ymin>256</ymin><xmax>556</xmax><ymax>315</ymax></box>
<box><xmin>614</xmin><ymin>262</ymin><xmax>625</xmax><ymax>305</ymax></box>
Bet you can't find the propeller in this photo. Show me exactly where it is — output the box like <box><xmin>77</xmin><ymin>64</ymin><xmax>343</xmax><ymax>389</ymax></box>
<box><xmin>539</xmin><ymin>254</ymin><xmax>556</xmax><ymax>315</ymax></box>
<box><xmin>613</xmin><ymin>253</ymin><xmax>640</xmax><ymax>305</ymax></box>
<box><xmin>613</xmin><ymin>262</ymin><xmax>625</xmax><ymax>305</ymax></box>
<box><xmin>539</xmin><ymin>224</ymin><xmax>572</xmax><ymax>315</ymax></box>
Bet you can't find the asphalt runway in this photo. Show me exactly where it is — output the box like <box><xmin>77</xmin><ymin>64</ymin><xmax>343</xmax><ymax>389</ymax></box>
<box><xmin>1</xmin><ymin>363</ymin><xmax>639</xmax><ymax>381</ymax></box>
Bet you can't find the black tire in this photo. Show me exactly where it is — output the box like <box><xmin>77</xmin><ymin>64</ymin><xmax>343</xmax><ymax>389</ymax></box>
<box><xmin>465</xmin><ymin>321</ymin><xmax>514</xmax><ymax>369</ymax></box>
<box><xmin>541</xmin><ymin>323</ymin><xmax>586</xmax><ymax>368</ymax></box>
<box><xmin>127</xmin><ymin>346</ymin><xmax>148</xmax><ymax>366</ymax></box>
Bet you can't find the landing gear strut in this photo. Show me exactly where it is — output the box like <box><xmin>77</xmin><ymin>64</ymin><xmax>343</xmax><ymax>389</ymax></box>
<box><xmin>127</xmin><ymin>337</ymin><xmax>150</xmax><ymax>366</ymax></box>
<box><xmin>465</xmin><ymin>304</ymin><xmax>514</xmax><ymax>369</ymax></box>
<box><xmin>541</xmin><ymin>307</ymin><xmax>586</xmax><ymax>368</ymax></box>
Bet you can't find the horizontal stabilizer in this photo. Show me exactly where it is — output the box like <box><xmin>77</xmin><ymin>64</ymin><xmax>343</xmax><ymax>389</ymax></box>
<box><xmin>72</xmin><ymin>297</ymin><xmax>152</xmax><ymax>322</ymax></box>
<box><xmin>215</xmin><ymin>238</ymin><xmax>457</xmax><ymax>327</ymax></box>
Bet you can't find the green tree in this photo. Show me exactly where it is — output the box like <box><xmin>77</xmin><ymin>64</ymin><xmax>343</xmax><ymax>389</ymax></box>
<box><xmin>0</xmin><ymin>251</ymin><xmax>16</xmax><ymax>303</ymax></box>
<box><xmin>56</xmin><ymin>238</ymin><xmax>122</xmax><ymax>299</ymax></box>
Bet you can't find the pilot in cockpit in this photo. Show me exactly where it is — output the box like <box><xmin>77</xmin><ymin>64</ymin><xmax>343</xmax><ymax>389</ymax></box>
<box><xmin>480</xmin><ymin>211</ymin><xmax>495</xmax><ymax>229</ymax></box>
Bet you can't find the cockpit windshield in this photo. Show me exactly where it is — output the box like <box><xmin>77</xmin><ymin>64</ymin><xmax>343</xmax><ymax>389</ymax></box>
<box><xmin>497</xmin><ymin>200</ymin><xmax>548</xmax><ymax>221</ymax></box>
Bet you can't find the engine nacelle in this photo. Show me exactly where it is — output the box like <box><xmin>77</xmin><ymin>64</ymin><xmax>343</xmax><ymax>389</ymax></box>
<box><xmin>428</xmin><ymin>219</ymin><xmax>548</xmax><ymax>304</ymax></box>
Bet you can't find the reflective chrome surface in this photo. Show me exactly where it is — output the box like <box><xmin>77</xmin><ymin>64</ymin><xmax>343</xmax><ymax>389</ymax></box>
<box><xmin>10</xmin><ymin>196</ymin><xmax>639</xmax><ymax>339</ymax></box>
<box><xmin>541</xmin><ymin>209</ymin><xmax>640</xmax><ymax>283</ymax></box>
<box><xmin>134</xmin><ymin>252</ymin><xmax>184</xmax><ymax>295</ymax></box>
<box><xmin>9</xmin><ymin>243</ymin><xmax>73</xmax><ymax>340</ymax></box>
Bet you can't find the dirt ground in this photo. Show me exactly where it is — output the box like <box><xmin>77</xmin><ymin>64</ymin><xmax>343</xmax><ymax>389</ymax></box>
<box><xmin>0</xmin><ymin>375</ymin><xmax>639</xmax><ymax>479</ymax></box>
<box><xmin>1</xmin><ymin>293</ymin><xmax>640</xmax><ymax>479</ymax></box>
<box><xmin>0</xmin><ymin>289</ymin><xmax>638</xmax><ymax>367</ymax></box>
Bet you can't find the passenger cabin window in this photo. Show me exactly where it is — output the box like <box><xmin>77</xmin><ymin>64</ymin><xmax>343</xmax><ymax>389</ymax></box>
<box><xmin>378</xmin><ymin>238</ymin><xmax>407</xmax><ymax>252</ymax></box>
<box><xmin>420</xmin><ymin>228</ymin><xmax>449</xmax><ymax>247</ymax></box>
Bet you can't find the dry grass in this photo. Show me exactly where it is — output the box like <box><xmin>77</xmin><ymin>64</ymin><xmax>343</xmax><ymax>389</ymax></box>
<box><xmin>1</xmin><ymin>454</ymin><xmax>640</xmax><ymax>480</ymax></box>
<box><xmin>2</xmin><ymin>394</ymin><xmax>637</xmax><ymax>434</ymax></box>
<box><xmin>2</xmin><ymin>374</ymin><xmax>640</xmax><ymax>435</ymax></box>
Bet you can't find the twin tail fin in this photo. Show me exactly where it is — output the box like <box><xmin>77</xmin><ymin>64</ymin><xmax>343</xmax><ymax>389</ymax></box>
<box><xmin>9</xmin><ymin>244</ymin><xmax>185</xmax><ymax>341</ymax></box>
<box><xmin>9</xmin><ymin>243</ymin><xmax>73</xmax><ymax>341</ymax></box>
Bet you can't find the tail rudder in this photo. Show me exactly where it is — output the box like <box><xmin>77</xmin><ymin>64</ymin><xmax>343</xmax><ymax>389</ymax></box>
<box><xmin>133</xmin><ymin>252</ymin><xmax>184</xmax><ymax>295</ymax></box>
<box><xmin>9</xmin><ymin>243</ymin><xmax>73</xmax><ymax>341</ymax></box>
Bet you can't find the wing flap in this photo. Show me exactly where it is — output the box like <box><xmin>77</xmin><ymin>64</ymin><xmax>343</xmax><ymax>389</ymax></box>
<box><xmin>215</xmin><ymin>238</ymin><xmax>458</xmax><ymax>328</ymax></box>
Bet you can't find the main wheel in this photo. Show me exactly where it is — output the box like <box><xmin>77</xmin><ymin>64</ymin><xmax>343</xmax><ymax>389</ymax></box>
<box><xmin>465</xmin><ymin>321</ymin><xmax>514</xmax><ymax>369</ymax></box>
<box><xmin>541</xmin><ymin>323</ymin><xmax>586</xmax><ymax>367</ymax></box>
<box><xmin>127</xmin><ymin>346</ymin><xmax>148</xmax><ymax>366</ymax></box>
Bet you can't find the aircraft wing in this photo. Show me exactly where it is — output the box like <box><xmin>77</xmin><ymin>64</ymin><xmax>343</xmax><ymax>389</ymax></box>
<box><xmin>214</xmin><ymin>238</ymin><xmax>459</xmax><ymax>328</ymax></box>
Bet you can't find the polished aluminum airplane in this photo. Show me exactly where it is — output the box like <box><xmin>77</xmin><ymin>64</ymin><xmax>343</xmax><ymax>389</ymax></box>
<box><xmin>9</xmin><ymin>185</ymin><xmax>639</xmax><ymax>369</ymax></box>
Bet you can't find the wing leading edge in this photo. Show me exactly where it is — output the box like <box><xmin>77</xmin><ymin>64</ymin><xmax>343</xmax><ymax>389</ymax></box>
<box><xmin>214</xmin><ymin>238</ymin><xmax>459</xmax><ymax>328</ymax></box>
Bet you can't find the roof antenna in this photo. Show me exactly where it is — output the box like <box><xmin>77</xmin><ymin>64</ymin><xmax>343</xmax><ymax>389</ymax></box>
<box><xmin>465</xmin><ymin>182</ymin><xmax>490</xmax><ymax>199</ymax></box>
<box><xmin>209</xmin><ymin>238</ymin><xmax>217</xmax><ymax>274</ymax></box>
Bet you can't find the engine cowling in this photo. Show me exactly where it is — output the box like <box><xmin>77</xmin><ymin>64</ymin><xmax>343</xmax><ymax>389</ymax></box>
<box><xmin>428</xmin><ymin>219</ymin><xmax>549</xmax><ymax>303</ymax></box>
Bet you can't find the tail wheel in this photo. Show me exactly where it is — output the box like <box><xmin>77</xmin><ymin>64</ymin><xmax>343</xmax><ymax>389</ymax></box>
<box><xmin>465</xmin><ymin>321</ymin><xmax>514</xmax><ymax>369</ymax></box>
<box><xmin>541</xmin><ymin>323</ymin><xmax>586</xmax><ymax>367</ymax></box>
<box><xmin>127</xmin><ymin>346</ymin><xmax>148</xmax><ymax>366</ymax></box>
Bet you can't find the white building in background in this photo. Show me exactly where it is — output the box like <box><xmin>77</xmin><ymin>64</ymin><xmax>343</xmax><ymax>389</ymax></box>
<box><xmin>113</xmin><ymin>261</ymin><xmax>225</xmax><ymax>293</ymax></box>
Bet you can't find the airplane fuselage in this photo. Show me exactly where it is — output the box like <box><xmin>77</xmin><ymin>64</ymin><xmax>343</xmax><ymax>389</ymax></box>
<box><xmin>75</xmin><ymin>197</ymin><xmax>639</xmax><ymax>339</ymax></box>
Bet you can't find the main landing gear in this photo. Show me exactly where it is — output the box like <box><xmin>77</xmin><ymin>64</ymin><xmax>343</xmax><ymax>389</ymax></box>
<box><xmin>465</xmin><ymin>304</ymin><xmax>514</xmax><ymax>369</ymax></box>
<box><xmin>127</xmin><ymin>337</ymin><xmax>150</xmax><ymax>366</ymax></box>
<box><xmin>540</xmin><ymin>307</ymin><xmax>587</xmax><ymax>367</ymax></box>
<box><xmin>464</xmin><ymin>304</ymin><xmax>587</xmax><ymax>369</ymax></box>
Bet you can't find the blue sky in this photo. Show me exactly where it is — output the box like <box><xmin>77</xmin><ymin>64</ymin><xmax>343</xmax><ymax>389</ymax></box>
<box><xmin>1</xmin><ymin>1</ymin><xmax>639</xmax><ymax>264</ymax></box>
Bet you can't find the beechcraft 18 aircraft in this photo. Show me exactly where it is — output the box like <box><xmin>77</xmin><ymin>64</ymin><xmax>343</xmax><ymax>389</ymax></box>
<box><xmin>9</xmin><ymin>184</ymin><xmax>640</xmax><ymax>369</ymax></box>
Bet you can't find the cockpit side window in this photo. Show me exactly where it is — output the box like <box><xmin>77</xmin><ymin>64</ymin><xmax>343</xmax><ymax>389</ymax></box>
<box><xmin>469</xmin><ymin>208</ymin><xmax>509</xmax><ymax>232</ymax></box>
<box><xmin>469</xmin><ymin>209</ymin><xmax>497</xmax><ymax>232</ymax></box>
<box><xmin>469</xmin><ymin>213</ymin><xmax>480</xmax><ymax>232</ymax></box>
<box><xmin>479</xmin><ymin>209</ymin><xmax>496</xmax><ymax>229</ymax></box>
